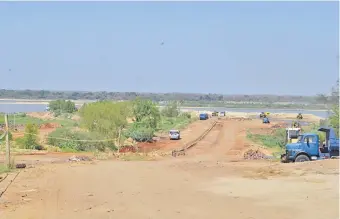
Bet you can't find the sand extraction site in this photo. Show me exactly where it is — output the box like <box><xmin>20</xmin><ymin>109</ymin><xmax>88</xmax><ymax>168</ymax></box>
<box><xmin>0</xmin><ymin>113</ymin><xmax>339</xmax><ymax>219</ymax></box>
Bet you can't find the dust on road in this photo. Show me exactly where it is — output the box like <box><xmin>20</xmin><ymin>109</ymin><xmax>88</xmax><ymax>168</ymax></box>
<box><xmin>0</xmin><ymin>119</ymin><xmax>339</xmax><ymax>219</ymax></box>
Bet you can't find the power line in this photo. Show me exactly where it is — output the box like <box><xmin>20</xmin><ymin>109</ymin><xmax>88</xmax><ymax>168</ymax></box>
<box><xmin>12</xmin><ymin>131</ymin><xmax>117</xmax><ymax>142</ymax></box>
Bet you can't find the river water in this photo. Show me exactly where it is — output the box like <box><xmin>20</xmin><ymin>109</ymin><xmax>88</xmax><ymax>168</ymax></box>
<box><xmin>0</xmin><ymin>102</ymin><xmax>330</xmax><ymax>118</ymax></box>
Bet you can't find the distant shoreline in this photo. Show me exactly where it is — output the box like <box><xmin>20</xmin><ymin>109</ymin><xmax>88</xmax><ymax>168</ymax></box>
<box><xmin>179</xmin><ymin>106</ymin><xmax>328</xmax><ymax>112</ymax></box>
<box><xmin>0</xmin><ymin>98</ymin><xmax>328</xmax><ymax>111</ymax></box>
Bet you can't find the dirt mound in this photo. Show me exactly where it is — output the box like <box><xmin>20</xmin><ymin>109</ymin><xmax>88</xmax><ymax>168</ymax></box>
<box><xmin>271</xmin><ymin>122</ymin><xmax>287</xmax><ymax>129</ymax></box>
<box><xmin>68</xmin><ymin>155</ymin><xmax>92</xmax><ymax>162</ymax></box>
<box><xmin>137</xmin><ymin>141</ymin><xmax>164</xmax><ymax>152</ymax></box>
<box><xmin>39</xmin><ymin>123</ymin><xmax>60</xmax><ymax>129</ymax></box>
<box><xmin>119</xmin><ymin>146</ymin><xmax>137</xmax><ymax>153</ymax></box>
<box><xmin>71</xmin><ymin>114</ymin><xmax>81</xmax><ymax>121</ymax></box>
<box><xmin>244</xmin><ymin>149</ymin><xmax>269</xmax><ymax>160</ymax></box>
<box><xmin>27</xmin><ymin>112</ymin><xmax>55</xmax><ymax>120</ymax></box>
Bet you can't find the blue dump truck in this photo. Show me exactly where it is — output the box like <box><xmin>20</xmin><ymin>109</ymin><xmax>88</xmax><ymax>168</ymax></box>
<box><xmin>281</xmin><ymin>127</ymin><xmax>339</xmax><ymax>163</ymax></box>
<box><xmin>199</xmin><ymin>113</ymin><xmax>209</xmax><ymax>120</ymax></box>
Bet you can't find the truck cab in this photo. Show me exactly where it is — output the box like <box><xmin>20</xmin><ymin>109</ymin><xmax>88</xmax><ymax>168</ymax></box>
<box><xmin>282</xmin><ymin>127</ymin><xmax>339</xmax><ymax>162</ymax></box>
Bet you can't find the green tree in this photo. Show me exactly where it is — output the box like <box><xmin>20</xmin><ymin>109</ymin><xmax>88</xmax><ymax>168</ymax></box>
<box><xmin>125</xmin><ymin>98</ymin><xmax>161</xmax><ymax>142</ymax></box>
<box><xmin>79</xmin><ymin>101</ymin><xmax>131</xmax><ymax>139</ymax></box>
<box><xmin>161</xmin><ymin>101</ymin><xmax>180</xmax><ymax>117</ymax></box>
<box><xmin>132</xmin><ymin>98</ymin><xmax>160</xmax><ymax>129</ymax></box>
<box><xmin>329</xmin><ymin>80</ymin><xmax>339</xmax><ymax>136</ymax></box>
<box><xmin>23</xmin><ymin>124</ymin><xmax>39</xmax><ymax>149</ymax></box>
<box><xmin>48</xmin><ymin>99</ymin><xmax>77</xmax><ymax>114</ymax></box>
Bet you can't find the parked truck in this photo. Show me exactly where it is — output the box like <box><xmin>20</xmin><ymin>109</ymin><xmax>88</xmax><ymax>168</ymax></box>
<box><xmin>199</xmin><ymin>113</ymin><xmax>209</xmax><ymax>120</ymax></box>
<box><xmin>281</xmin><ymin>127</ymin><xmax>339</xmax><ymax>163</ymax></box>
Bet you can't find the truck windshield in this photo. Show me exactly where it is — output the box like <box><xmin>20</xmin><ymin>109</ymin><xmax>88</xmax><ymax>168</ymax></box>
<box><xmin>297</xmin><ymin>135</ymin><xmax>303</xmax><ymax>142</ymax></box>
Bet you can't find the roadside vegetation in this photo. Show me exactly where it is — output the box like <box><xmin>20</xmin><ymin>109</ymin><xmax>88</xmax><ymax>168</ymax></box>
<box><xmin>158</xmin><ymin>101</ymin><xmax>196</xmax><ymax>133</ymax></box>
<box><xmin>0</xmin><ymin>113</ymin><xmax>43</xmax><ymax>125</ymax></box>
<box><xmin>247</xmin><ymin>128</ymin><xmax>286</xmax><ymax>149</ymax></box>
<box><xmin>0</xmin><ymin>163</ymin><xmax>11</xmax><ymax>174</ymax></box>
<box><xmin>0</xmin><ymin>98</ymin><xmax>197</xmax><ymax>153</ymax></box>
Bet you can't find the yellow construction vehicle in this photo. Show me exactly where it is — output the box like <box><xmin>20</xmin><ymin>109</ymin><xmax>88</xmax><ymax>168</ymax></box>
<box><xmin>292</xmin><ymin>120</ymin><xmax>301</xmax><ymax>128</ymax></box>
<box><xmin>259</xmin><ymin>112</ymin><xmax>270</xmax><ymax>118</ymax></box>
<box><xmin>296</xmin><ymin>113</ymin><xmax>303</xmax><ymax>120</ymax></box>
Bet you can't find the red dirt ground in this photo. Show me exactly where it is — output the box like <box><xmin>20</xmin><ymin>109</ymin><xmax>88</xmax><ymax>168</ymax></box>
<box><xmin>0</xmin><ymin>118</ymin><xmax>338</xmax><ymax>219</ymax></box>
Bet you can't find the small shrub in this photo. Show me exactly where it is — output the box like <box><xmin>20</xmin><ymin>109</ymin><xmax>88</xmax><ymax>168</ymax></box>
<box><xmin>54</xmin><ymin>111</ymin><xmax>61</xmax><ymax>117</ymax></box>
<box><xmin>48</xmin><ymin>128</ymin><xmax>116</xmax><ymax>151</ymax></box>
<box><xmin>23</xmin><ymin>124</ymin><xmax>40</xmax><ymax>149</ymax></box>
<box><xmin>161</xmin><ymin>101</ymin><xmax>180</xmax><ymax>118</ymax></box>
<box><xmin>125</xmin><ymin>123</ymin><xmax>155</xmax><ymax>142</ymax></box>
<box><xmin>0</xmin><ymin>131</ymin><xmax>12</xmax><ymax>141</ymax></box>
<box><xmin>49</xmin><ymin>99</ymin><xmax>77</xmax><ymax>114</ymax></box>
<box><xmin>179</xmin><ymin>112</ymin><xmax>191</xmax><ymax>119</ymax></box>
<box><xmin>14</xmin><ymin>137</ymin><xmax>26</xmax><ymax>149</ymax></box>
<box><xmin>17</xmin><ymin>113</ymin><xmax>26</xmax><ymax>117</ymax></box>
<box><xmin>247</xmin><ymin>128</ymin><xmax>286</xmax><ymax>148</ymax></box>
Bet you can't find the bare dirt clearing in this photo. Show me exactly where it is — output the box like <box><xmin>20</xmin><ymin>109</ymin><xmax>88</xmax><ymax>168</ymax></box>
<box><xmin>0</xmin><ymin>118</ymin><xmax>338</xmax><ymax>219</ymax></box>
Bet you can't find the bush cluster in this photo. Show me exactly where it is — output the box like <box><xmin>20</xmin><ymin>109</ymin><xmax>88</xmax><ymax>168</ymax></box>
<box><xmin>48</xmin><ymin>128</ymin><xmax>116</xmax><ymax>151</ymax></box>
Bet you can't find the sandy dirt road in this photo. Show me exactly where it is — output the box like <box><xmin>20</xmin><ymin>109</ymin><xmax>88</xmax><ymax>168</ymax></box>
<box><xmin>0</xmin><ymin>119</ymin><xmax>339</xmax><ymax>219</ymax></box>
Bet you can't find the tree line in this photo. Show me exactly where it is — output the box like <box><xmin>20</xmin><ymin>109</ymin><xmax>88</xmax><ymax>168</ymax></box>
<box><xmin>0</xmin><ymin>89</ymin><xmax>322</xmax><ymax>104</ymax></box>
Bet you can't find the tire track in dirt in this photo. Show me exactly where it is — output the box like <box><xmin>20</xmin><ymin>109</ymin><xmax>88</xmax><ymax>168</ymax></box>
<box><xmin>184</xmin><ymin>121</ymin><xmax>223</xmax><ymax>156</ymax></box>
<box><xmin>184</xmin><ymin>119</ymin><xmax>265</xmax><ymax>160</ymax></box>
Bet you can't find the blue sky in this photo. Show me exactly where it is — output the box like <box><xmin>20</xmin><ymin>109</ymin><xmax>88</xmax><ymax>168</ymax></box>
<box><xmin>0</xmin><ymin>2</ymin><xmax>338</xmax><ymax>95</ymax></box>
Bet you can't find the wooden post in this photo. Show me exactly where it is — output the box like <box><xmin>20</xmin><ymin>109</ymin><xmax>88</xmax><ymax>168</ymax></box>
<box><xmin>117</xmin><ymin>128</ymin><xmax>121</xmax><ymax>154</ymax></box>
<box><xmin>5</xmin><ymin>114</ymin><xmax>10</xmax><ymax>168</ymax></box>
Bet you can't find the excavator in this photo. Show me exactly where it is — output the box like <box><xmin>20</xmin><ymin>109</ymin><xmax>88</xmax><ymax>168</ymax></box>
<box><xmin>259</xmin><ymin>112</ymin><xmax>270</xmax><ymax>118</ymax></box>
<box><xmin>292</xmin><ymin>120</ymin><xmax>301</xmax><ymax>128</ymax></box>
<box><xmin>212</xmin><ymin>111</ymin><xmax>219</xmax><ymax>117</ymax></box>
<box><xmin>262</xmin><ymin>114</ymin><xmax>270</xmax><ymax>124</ymax></box>
<box><xmin>296</xmin><ymin>113</ymin><xmax>303</xmax><ymax>120</ymax></box>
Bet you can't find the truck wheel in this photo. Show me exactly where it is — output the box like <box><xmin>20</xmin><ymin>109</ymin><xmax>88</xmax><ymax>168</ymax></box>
<box><xmin>281</xmin><ymin>154</ymin><xmax>288</xmax><ymax>163</ymax></box>
<box><xmin>295</xmin><ymin>154</ymin><xmax>310</xmax><ymax>162</ymax></box>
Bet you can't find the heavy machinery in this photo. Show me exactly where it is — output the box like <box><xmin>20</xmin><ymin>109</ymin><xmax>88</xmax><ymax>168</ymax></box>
<box><xmin>260</xmin><ymin>112</ymin><xmax>270</xmax><ymax>118</ymax></box>
<box><xmin>296</xmin><ymin>113</ymin><xmax>303</xmax><ymax>120</ymax></box>
<box><xmin>291</xmin><ymin>120</ymin><xmax>301</xmax><ymax>128</ymax></box>
<box><xmin>212</xmin><ymin>111</ymin><xmax>218</xmax><ymax>117</ymax></box>
<box><xmin>219</xmin><ymin>111</ymin><xmax>226</xmax><ymax>117</ymax></box>
<box><xmin>281</xmin><ymin>127</ymin><xmax>339</xmax><ymax>163</ymax></box>
<box><xmin>262</xmin><ymin>116</ymin><xmax>270</xmax><ymax>124</ymax></box>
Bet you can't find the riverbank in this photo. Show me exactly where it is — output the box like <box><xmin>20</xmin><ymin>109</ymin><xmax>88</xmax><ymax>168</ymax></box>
<box><xmin>0</xmin><ymin>99</ymin><xmax>326</xmax><ymax>111</ymax></box>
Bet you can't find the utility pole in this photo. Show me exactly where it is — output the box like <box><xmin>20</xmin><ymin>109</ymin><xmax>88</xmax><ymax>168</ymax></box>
<box><xmin>5</xmin><ymin>114</ymin><xmax>11</xmax><ymax>168</ymax></box>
